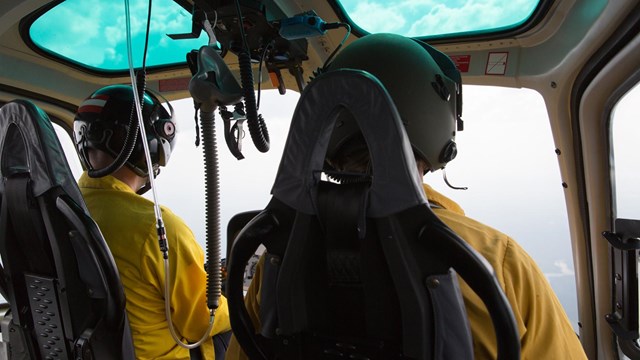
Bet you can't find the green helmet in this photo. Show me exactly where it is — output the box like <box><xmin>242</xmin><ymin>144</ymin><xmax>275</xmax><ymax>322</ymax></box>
<box><xmin>325</xmin><ymin>33</ymin><xmax>462</xmax><ymax>172</ymax></box>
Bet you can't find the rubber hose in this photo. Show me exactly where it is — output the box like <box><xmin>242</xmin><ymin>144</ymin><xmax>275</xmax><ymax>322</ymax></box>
<box><xmin>200</xmin><ymin>110</ymin><xmax>222</xmax><ymax>310</ymax></box>
<box><xmin>237</xmin><ymin>51</ymin><xmax>270</xmax><ymax>153</ymax></box>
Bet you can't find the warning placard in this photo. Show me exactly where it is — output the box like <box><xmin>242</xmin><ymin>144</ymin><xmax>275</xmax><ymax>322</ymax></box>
<box><xmin>486</xmin><ymin>52</ymin><xmax>508</xmax><ymax>75</ymax></box>
<box><xmin>450</xmin><ymin>55</ymin><xmax>471</xmax><ymax>73</ymax></box>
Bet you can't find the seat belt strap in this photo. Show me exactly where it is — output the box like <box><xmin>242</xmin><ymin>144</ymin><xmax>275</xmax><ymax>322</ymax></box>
<box><xmin>5</xmin><ymin>174</ymin><xmax>52</xmax><ymax>274</ymax></box>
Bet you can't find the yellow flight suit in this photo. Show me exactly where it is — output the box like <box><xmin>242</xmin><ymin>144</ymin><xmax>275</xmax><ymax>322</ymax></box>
<box><xmin>225</xmin><ymin>184</ymin><xmax>587</xmax><ymax>359</ymax></box>
<box><xmin>79</xmin><ymin>173</ymin><xmax>231</xmax><ymax>359</ymax></box>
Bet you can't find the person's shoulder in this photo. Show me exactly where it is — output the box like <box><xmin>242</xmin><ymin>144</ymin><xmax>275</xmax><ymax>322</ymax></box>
<box><xmin>433</xmin><ymin>207</ymin><xmax>514</xmax><ymax>270</ymax></box>
<box><xmin>158</xmin><ymin>205</ymin><xmax>197</xmax><ymax>241</ymax></box>
<box><xmin>423</xmin><ymin>185</ymin><xmax>514</xmax><ymax>254</ymax></box>
<box><xmin>434</xmin><ymin>207</ymin><xmax>510</xmax><ymax>244</ymax></box>
<box><xmin>159</xmin><ymin>205</ymin><xmax>188</xmax><ymax>228</ymax></box>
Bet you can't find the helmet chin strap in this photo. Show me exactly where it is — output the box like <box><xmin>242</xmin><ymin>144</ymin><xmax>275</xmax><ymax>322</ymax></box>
<box><xmin>136</xmin><ymin>180</ymin><xmax>152</xmax><ymax>195</ymax></box>
<box><xmin>136</xmin><ymin>167</ymin><xmax>160</xmax><ymax>195</ymax></box>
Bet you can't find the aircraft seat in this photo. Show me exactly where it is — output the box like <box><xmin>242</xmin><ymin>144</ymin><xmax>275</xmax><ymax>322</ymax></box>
<box><xmin>226</xmin><ymin>69</ymin><xmax>521</xmax><ymax>359</ymax></box>
<box><xmin>0</xmin><ymin>100</ymin><xmax>135</xmax><ymax>359</ymax></box>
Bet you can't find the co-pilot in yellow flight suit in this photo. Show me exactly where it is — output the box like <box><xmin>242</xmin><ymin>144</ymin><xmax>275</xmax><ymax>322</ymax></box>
<box><xmin>225</xmin><ymin>184</ymin><xmax>587</xmax><ymax>360</ymax></box>
<box><xmin>79</xmin><ymin>173</ymin><xmax>231</xmax><ymax>360</ymax></box>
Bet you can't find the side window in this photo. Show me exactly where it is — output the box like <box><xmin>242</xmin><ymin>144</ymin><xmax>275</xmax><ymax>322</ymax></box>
<box><xmin>425</xmin><ymin>85</ymin><xmax>579</xmax><ymax>329</ymax></box>
<box><xmin>52</xmin><ymin>122</ymin><xmax>83</xmax><ymax>180</ymax></box>
<box><xmin>153</xmin><ymin>86</ymin><xmax>579</xmax><ymax>329</ymax></box>
<box><xmin>609</xmin><ymin>82</ymin><xmax>640</xmax><ymax>354</ymax></box>
<box><xmin>52</xmin><ymin>87</ymin><xmax>579</xmax><ymax>330</ymax></box>
<box><xmin>612</xmin><ymin>83</ymin><xmax>640</xmax><ymax>218</ymax></box>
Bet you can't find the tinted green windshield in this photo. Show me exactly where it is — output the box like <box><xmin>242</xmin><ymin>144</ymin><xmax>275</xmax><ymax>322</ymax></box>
<box><xmin>336</xmin><ymin>0</ymin><xmax>540</xmax><ymax>37</ymax></box>
<box><xmin>29</xmin><ymin>0</ymin><xmax>207</xmax><ymax>72</ymax></box>
<box><xmin>29</xmin><ymin>0</ymin><xmax>540</xmax><ymax>72</ymax></box>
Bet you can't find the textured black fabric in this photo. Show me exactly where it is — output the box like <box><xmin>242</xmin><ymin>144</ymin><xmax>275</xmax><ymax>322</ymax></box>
<box><xmin>271</xmin><ymin>70</ymin><xmax>427</xmax><ymax>217</ymax></box>
<box><xmin>0</xmin><ymin>100</ymin><xmax>136</xmax><ymax>359</ymax></box>
<box><xmin>0</xmin><ymin>100</ymin><xmax>86</xmax><ymax>204</ymax></box>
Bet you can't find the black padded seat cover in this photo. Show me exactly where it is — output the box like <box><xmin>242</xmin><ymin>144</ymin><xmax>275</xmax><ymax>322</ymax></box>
<box><xmin>0</xmin><ymin>100</ymin><xmax>85</xmax><ymax>205</ymax></box>
<box><xmin>0</xmin><ymin>100</ymin><xmax>135</xmax><ymax>359</ymax></box>
<box><xmin>271</xmin><ymin>70</ymin><xmax>427</xmax><ymax>217</ymax></box>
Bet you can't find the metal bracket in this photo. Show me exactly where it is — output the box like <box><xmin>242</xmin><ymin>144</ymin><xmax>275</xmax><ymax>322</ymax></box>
<box><xmin>604</xmin><ymin>218</ymin><xmax>640</xmax><ymax>358</ymax></box>
<box><xmin>220</xmin><ymin>104</ymin><xmax>247</xmax><ymax>160</ymax></box>
<box><xmin>603</xmin><ymin>218</ymin><xmax>640</xmax><ymax>250</ymax></box>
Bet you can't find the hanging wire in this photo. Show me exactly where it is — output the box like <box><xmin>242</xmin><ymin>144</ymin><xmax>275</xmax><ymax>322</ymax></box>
<box><xmin>322</xmin><ymin>22</ymin><xmax>351</xmax><ymax>70</ymax></box>
<box><xmin>124</xmin><ymin>0</ymin><xmax>162</xmax><ymax>222</ymax></box>
<box><xmin>141</xmin><ymin>0</ymin><xmax>151</xmax><ymax>69</ymax></box>
<box><xmin>202</xmin><ymin>10</ymin><xmax>219</xmax><ymax>46</ymax></box>
<box><xmin>234</xmin><ymin>0</ymin><xmax>250</xmax><ymax>51</ymax></box>
<box><xmin>124</xmin><ymin>0</ymin><xmax>214</xmax><ymax>349</ymax></box>
<box><xmin>256</xmin><ymin>41</ymin><xmax>273</xmax><ymax>110</ymax></box>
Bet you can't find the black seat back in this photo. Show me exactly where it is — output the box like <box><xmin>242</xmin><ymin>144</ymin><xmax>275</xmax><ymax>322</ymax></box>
<box><xmin>0</xmin><ymin>100</ymin><xmax>135</xmax><ymax>359</ymax></box>
<box><xmin>227</xmin><ymin>70</ymin><xmax>520</xmax><ymax>359</ymax></box>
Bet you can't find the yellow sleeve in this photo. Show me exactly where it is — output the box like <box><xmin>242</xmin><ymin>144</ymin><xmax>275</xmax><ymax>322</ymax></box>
<box><xmin>502</xmin><ymin>239</ymin><xmax>587</xmax><ymax>359</ymax></box>
<box><xmin>225</xmin><ymin>255</ymin><xmax>265</xmax><ymax>360</ymax></box>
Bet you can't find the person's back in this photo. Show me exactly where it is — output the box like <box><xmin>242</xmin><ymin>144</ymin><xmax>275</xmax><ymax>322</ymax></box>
<box><xmin>74</xmin><ymin>85</ymin><xmax>230</xmax><ymax>359</ymax></box>
<box><xmin>80</xmin><ymin>173</ymin><xmax>230</xmax><ymax>359</ymax></box>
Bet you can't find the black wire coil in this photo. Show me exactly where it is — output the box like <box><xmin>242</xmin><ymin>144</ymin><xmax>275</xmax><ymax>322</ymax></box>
<box><xmin>238</xmin><ymin>51</ymin><xmax>270</xmax><ymax>153</ymax></box>
<box><xmin>200</xmin><ymin>110</ymin><xmax>222</xmax><ymax>310</ymax></box>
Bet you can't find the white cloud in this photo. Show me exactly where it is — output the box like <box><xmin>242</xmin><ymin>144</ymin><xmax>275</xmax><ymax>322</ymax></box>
<box><xmin>545</xmin><ymin>260</ymin><xmax>575</xmax><ymax>278</ymax></box>
<box><xmin>343</xmin><ymin>0</ymin><xmax>538</xmax><ymax>37</ymax></box>
<box><xmin>348</xmin><ymin>1</ymin><xmax>407</xmax><ymax>33</ymax></box>
<box><xmin>408</xmin><ymin>4</ymin><xmax>484</xmax><ymax>35</ymax></box>
<box><xmin>31</xmin><ymin>0</ymin><xmax>202</xmax><ymax>68</ymax></box>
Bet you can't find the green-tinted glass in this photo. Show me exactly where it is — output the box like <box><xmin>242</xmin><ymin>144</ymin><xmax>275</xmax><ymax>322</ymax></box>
<box><xmin>29</xmin><ymin>0</ymin><xmax>208</xmax><ymax>72</ymax></box>
<box><xmin>336</xmin><ymin>0</ymin><xmax>540</xmax><ymax>38</ymax></box>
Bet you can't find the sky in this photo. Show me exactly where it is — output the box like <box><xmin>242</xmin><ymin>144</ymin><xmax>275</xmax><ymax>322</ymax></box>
<box><xmin>30</xmin><ymin>0</ymin><xmax>206</xmax><ymax>70</ymax></box>
<box><xmin>339</xmin><ymin>0</ymin><xmax>539</xmax><ymax>37</ymax></box>
<box><xmin>612</xmin><ymin>82</ymin><xmax>640</xmax><ymax>219</ymax></box>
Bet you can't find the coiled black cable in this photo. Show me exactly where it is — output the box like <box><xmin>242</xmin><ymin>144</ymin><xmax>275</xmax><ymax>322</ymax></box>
<box><xmin>234</xmin><ymin>0</ymin><xmax>270</xmax><ymax>153</ymax></box>
<box><xmin>200</xmin><ymin>110</ymin><xmax>222</xmax><ymax>309</ymax></box>
<box><xmin>237</xmin><ymin>51</ymin><xmax>270</xmax><ymax>153</ymax></box>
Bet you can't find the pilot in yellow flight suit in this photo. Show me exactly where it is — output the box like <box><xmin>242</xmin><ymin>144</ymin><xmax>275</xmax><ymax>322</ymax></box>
<box><xmin>225</xmin><ymin>33</ymin><xmax>587</xmax><ymax>359</ymax></box>
<box><xmin>74</xmin><ymin>85</ymin><xmax>231</xmax><ymax>359</ymax></box>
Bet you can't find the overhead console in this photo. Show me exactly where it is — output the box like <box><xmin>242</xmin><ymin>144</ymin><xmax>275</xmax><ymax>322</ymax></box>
<box><xmin>173</xmin><ymin>0</ymin><xmax>312</xmax><ymax>93</ymax></box>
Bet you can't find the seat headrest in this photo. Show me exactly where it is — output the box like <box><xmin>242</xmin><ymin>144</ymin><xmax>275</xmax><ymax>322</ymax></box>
<box><xmin>0</xmin><ymin>100</ymin><xmax>86</xmax><ymax>209</ymax></box>
<box><xmin>271</xmin><ymin>69</ymin><xmax>427</xmax><ymax>218</ymax></box>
